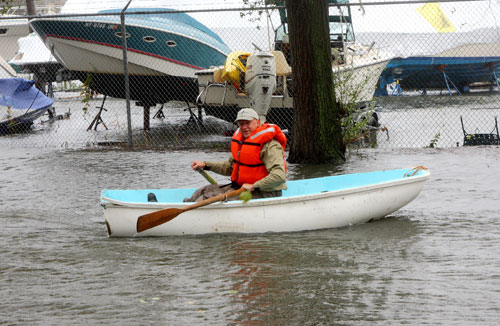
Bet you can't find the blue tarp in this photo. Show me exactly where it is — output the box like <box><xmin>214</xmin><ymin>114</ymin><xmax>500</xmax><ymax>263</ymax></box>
<box><xmin>0</xmin><ymin>78</ymin><xmax>53</xmax><ymax>111</ymax></box>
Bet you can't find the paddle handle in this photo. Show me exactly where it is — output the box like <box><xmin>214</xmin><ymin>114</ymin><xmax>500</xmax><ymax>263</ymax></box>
<box><xmin>197</xmin><ymin>168</ymin><xmax>217</xmax><ymax>185</ymax></box>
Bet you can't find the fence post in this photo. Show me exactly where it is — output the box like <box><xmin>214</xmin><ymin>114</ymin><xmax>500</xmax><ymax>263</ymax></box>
<box><xmin>121</xmin><ymin>0</ymin><xmax>133</xmax><ymax>148</ymax></box>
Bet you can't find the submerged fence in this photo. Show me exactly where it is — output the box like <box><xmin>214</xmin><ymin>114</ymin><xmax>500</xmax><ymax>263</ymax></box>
<box><xmin>1</xmin><ymin>0</ymin><xmax>500</xmax><ymax>149</ymax></box>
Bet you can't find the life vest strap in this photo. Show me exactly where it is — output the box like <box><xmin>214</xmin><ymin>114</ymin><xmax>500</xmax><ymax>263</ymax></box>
<box><xmin>234</xmin><ymin>159</ymin><xmax>265</xmax><ymax>168</ymax></box>
<box><xmin>231</xmin><ymin>139</ymin><xmax>261</xmax><ymax>147</ymax></box>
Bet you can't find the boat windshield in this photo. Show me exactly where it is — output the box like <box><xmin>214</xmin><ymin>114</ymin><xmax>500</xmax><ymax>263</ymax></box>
<box><xmin>274</xmin><ymin>0</ymin><xmax>354</xmax><ymax>46</ymax></box>
<box><xmin>274</xmin><ymin>20</ymin><xmax>354</xmax><ymax>44</ymax></box>
<box><xmin>275</xmin><ymin>24</ymin><xmax>287</xmax><ymax>43</ymax></box>
<box><xmin>329</xmin><ymin>21</ymin><xmax>354</xmax><ymax>43</ymax></box>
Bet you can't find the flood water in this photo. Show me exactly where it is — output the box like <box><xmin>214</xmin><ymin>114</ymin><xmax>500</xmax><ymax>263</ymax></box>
<box><xmin>3</xmin><ymin>91</ymin><xmax>500</xmax><ymax>150</ymax></box>
<box><xmin>1</xmin><ymin>144</ymin><xmax>499</xmax><ymax>325</ymax></box>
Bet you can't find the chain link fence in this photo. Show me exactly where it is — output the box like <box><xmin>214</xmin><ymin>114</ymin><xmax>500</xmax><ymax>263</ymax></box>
<box><xmin>1</xmin><ymin>0</ymin><xmax>499</xmax><ymax>149</ymax></box>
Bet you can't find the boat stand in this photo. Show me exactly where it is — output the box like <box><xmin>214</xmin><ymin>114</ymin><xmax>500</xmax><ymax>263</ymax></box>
<box><xmin>435</xmin><ymin>65</ymin><xmax>461</xmax><ymax>96</ymax></box>
<box><xmin>442</xmin><ymin>71</ymin><xmax>461</xmax><ymax>95</ymax></box>
<box><xmin>153</xmin><ymin>104</ymin><xmax>165</xmax><ymax>119</ymax></box>
<box><xmin>87</xmin><ymin>95</ymin><xmax>108</xmax><ymax>131</ymax></box>
<box><xmin>185</xmin><ymin>102</ymin><xmax>203</xmax><ymax>130</ymax></box>
<box><xmin>391</xmin><ymin>80</ymin><xmax>403</xmax><ymax>96</ymax></box>
<box><xmin>492</xmin><ymin>71</ymin><xmax>500</xmax><ymax>91</ymax></box>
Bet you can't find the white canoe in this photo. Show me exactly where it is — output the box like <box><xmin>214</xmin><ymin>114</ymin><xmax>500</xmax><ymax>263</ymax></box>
<box><xmin>100</xmin><ymin>167</ymin><xmax>430</xmax><ymax>237</ymax></box>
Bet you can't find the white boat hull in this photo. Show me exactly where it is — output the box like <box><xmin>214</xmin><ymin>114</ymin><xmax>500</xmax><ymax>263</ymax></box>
<box><xmin>333</xmin><ymin>58</ymin><xmax>390</xmax><ymax>105</ymax></box>
<box><xmin>196</xmin><ymin>57</ymin><xmax>390</xmax><ymax>111</ymax></box>
<box><xmin>0</xmin><ymin>18</ymin><xmax>30</xmax><ymax>61</ymax></box>
<box><xmin>45</xmin><ymin>36</ymin><xmax>198</xmax><ymax>78</ymax></box>
<box><xmin>0</xmin><ymin>56</ymin><xmax>17</xmax><ymax>78</ymax></box>
<box><xmin>102</xmin><ymin>169</ymin><xmax>429</xmax><ymax>237</ymax></box>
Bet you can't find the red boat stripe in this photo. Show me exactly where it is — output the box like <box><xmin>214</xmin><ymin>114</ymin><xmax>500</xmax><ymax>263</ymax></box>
<box><xmin>45</xmin><ymin>34</ymin><xmax>204</xmax><ymax>70</ymax></box>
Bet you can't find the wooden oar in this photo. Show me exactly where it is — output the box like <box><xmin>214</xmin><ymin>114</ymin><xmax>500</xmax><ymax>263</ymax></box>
<box><xmin>197</xmin><ymin>168</ymin><xmax>217</xmax><ymax>185</ymax></box>
<box><xmin>136</xmin><ymin>188</ymin><xmax>244</xmax><ymax>233</ymax></box>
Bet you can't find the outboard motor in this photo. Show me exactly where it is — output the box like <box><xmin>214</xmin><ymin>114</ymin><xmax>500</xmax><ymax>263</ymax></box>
<box><xmin>244</xmin><ymin>51</ymin><xmax>277</xmax><ymax>122</ymax></box>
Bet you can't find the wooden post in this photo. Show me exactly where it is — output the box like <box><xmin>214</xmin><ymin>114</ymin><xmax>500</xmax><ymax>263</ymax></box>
<box><xmin>143</xmin><ymin>105</ymin><xmax>150</xmax><ymax>131</ymax></box>
<box><xmin>26</xmin><ymin>0</ymin><xmax>37</xmax><ymax>33</ymax></box>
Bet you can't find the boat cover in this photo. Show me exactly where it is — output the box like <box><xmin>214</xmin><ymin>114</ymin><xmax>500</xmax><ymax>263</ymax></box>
<box><xmin>0</xmin><ymin>78</ymin><xmax>53</xmax><ymax>110</ymax></box>
<box><xmin>221</xmin><ymin>51</ymin><xmax>251</xmax><ymax>86</ymax></box>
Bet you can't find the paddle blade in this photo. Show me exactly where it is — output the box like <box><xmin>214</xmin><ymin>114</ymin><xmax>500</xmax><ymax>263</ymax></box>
<box><xmin>136</xmin><ymin>208</ymin><xmax>183</xmax><ymax>233</ymax></box>
<box><xmin>136</xmin><ymin>188</ymin><xmax>245</xmax><ymax>233</ymax></box>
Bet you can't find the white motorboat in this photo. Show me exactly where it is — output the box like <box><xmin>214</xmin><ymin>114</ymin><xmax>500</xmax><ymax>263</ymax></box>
<box><xmin>0</xmin><ymin>2</ymin><xmax>63</xmax><ymax>63</ymax></box>
<box><xmin>195</xmin><ymin>0</ymin><xmax>392</xmax><ymax>129</ymax></box>
<box><xmin>0</xmin><ymin>78</ymin><xmax>54</xmax><ymax>134</ymax></box>
<box><xmin>29</xmin><ymin>0</ymin><xmax>231</xmax><ymax>104</ymax></box>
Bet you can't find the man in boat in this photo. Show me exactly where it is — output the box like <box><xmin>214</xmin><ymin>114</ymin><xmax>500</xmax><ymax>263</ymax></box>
<box><xmin>184</xmin><ymin>108</ymin><xmax>287</xmax><ymax>202</ymax></box>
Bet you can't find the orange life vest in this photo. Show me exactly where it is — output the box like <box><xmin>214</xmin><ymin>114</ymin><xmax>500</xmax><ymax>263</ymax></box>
<box><xmin>231</xmin><ymin>123</ymin><xmax>287</xmax><ymax>185</ymax></box>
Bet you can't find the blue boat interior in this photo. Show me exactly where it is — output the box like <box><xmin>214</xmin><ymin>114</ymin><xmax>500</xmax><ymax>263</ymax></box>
<box><xmin>101</xmin><ymin>168</ymin><xmax>428</xmax><ymax>204</ymax></box>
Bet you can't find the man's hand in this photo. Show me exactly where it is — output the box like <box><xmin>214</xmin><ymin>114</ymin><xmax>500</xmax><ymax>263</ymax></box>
<box><xmin>241</xmin><ymin>183</ymin><xmax>255</xmax><ymax>192</ymax></box>
<box><xmin>191</xmin><ymin>160</ymin><xmax>206</xmax><ymax>171</ymax></box>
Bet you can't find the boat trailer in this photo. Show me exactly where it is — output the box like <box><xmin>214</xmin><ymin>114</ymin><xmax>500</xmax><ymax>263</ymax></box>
<box><xmin>460</xmin><ymin>116</ymin><xmax>500</xmax><ymax>146</ymax></box>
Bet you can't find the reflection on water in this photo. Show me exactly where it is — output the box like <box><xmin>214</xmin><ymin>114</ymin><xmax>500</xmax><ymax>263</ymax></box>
<box><xmin>200</xmin><ymin>218</ymin><xmax>424</xmax><ymax>325</ymax></box>
<box><xmin>1</xmin><ymin>144</ymin><xmax>500</xmax><ymax>324</ymax></box>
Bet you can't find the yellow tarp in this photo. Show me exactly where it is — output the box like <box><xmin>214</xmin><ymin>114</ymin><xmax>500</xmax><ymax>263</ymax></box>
<box><xmin>221</xmin><ymin>51</ymin><xmax>251</xmax><ymax>84</ymax></box>
<box><xmin>417</xmin><ymin>3</ymin><xmax>456</xmax><ymax>33</ymax></box>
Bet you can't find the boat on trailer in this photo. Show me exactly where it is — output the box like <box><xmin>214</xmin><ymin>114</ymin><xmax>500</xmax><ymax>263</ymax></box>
<box><xmin>100</xmin><ymin>167</ymin><xmax>430</xmax><ymax>237</ymax></box>
<box><xmin>30</xmin><ymin>3</ymin><xmax>231</xmax><ymax>105</ymax></box>
<box><xmin>194</xmin><ymin>0</ymin><xmax>392</xmax><ymax>130</ymax></box>
<box><xmin>0</xmin><ymin>78</ymin><xmax>54</xmax><ymax>134</ymax></box>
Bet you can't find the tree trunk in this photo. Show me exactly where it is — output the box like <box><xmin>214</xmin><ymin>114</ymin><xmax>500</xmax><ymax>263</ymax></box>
<box><xmin>25</xmin><ymin>0</ymin><xmax>37</xmax><ymax>33</ymax></box>
<box><xmin>285</xmin><ymin>0</ymin><xmax>345</xmax><ymax>163</ymax></box>
<box><xmin>25</xmin><ymin>0</ymin><xmax>36</xmax><ymax>16</ymax></box>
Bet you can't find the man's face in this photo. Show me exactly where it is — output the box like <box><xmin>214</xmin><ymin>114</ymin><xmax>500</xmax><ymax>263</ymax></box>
<box><xmin>237</xmin><ymin>119</ymin><xmax>260</xmax><ymax>138</ymax></box>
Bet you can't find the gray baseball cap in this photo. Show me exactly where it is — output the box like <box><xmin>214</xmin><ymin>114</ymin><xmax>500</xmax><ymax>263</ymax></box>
<box><xmin>235</xmin><ymin>108</ymin><xmax>259</xmax><ymax>122</ymax></box>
